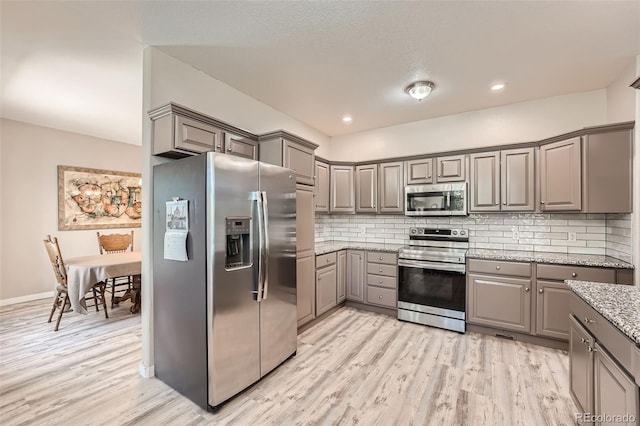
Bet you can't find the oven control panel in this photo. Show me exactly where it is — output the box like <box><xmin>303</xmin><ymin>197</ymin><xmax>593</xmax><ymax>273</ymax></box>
<box><xmin>409</xmin><ymin>227</ymin><xmax>467</xmax><ymax>238</ymax></box>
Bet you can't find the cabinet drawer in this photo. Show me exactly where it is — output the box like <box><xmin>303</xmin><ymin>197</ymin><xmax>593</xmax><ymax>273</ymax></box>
<box><xmin>537</xmin><ymin>264</ymin><xmax>615</xmax><ymax>283</ymax></box>
<box><xmin>468</xmin><ymin>258</ymin><xmax>531</xmax><ymax>277</ymax></box>
<box><xmin>569</xmin><ymin>293</ymin><xmax>635</xmax><ymax>375</ymax></box>
<box><xmin>366</xmin><ymin>263</ymin><xmax>397</xmax><ymax>277</ymax></box>
<box><xmin>367</xmin><ymin>274</ymin><xmax>397</xmax><ymax>289</ymax></box>
<box><xmin>367</xmin><ymin>251</ymin><xmax>397</xmax><ymax>265</ymax></box>
<box><xmin>316</xmin><ymin>252</ymin><xmax>337</xmax><ymax>268</ymax></box>
<box><xmin>366</xmin><ymin>286</ymin><xmax>397</xmax><ymax>308</ymax></box>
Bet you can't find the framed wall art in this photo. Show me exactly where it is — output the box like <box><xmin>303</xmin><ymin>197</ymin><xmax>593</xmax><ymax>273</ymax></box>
<box><xmin>58</xmin><ymin>165</ymin><xmax>142</xmax><ymax>231</ymax></box>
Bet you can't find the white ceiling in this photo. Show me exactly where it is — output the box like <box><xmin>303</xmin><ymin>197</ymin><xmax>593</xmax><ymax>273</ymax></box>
<box><xmin>2</xmin><ymin>1</ymin><xmax>639</xmax><ymax>145</ymax></box>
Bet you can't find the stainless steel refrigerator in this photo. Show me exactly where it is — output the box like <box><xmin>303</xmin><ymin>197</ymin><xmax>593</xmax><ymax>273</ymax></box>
<box><xmin>153</xmin><ymin>152</ymin><xmax>297</xmax><ymax>411</ymax></box>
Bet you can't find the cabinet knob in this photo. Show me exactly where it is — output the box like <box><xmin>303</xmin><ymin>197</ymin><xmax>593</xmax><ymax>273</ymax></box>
<box><xmin>571</xmin><ymin>272</ymin><xmax>577</xmax><ymax>278</ymax></box>
<box><xmin>524</xmin><ymin>287</ymin><xmax>530</xmax><ymax>292</ymax></box>
<box><xmin>379</xmin><ymin>268</ymin><xmax>383</xmax><ymax>273</ymax></box>
<box><xmin>379</xmin><ymin>256</ymin><xmax>383</xmax><ymax>260</ymax></box>
<box><xmin>227</xmin><ymin>147</ymin><xmax>232</xmax><ymax>152</ymax></box>
<box><xmin>502</xmin><ymin>202</ymin><xmax>506</xmax><ymax>205</ymax></box>
<box><xmin>216</xmin><ymin>144</ymin><xmax>221</xmax><ymax>150</ymax></box>
<box><xmin>580</xmin><ymin>337</ymin><xmax>587</xmax><ymax>344</ymax></box>
<box><xmin>495</xmin><ymin>202</ymin><xmax>499</xmax><ymax>205</ymax></box>
<box><xmin>326</xmin><ymin>259</ymin><xmax>330</xmax><ymax>263</ymax></box>
<box><xmin>584</xmin><ymin>317</ymin><xmax>595</xmax><ymax>324</ymax></box>
<box><xmin>379</xmin><ymin>280</ymin><xmax>383</xmax><ymax>284</ymax></box>
<box><xmin>378</xmin><ymin>295</ymin><xmax>383</xmax><ymax>299</ymax></box>
<box><xmin>540</xmin><ymin>201</ymin><xmax>545</xmax><ymax>204</ymax></box>
<box><xmin>587</xmin><ymin>346</ymin><xmax>597</xmax><ymax>353</ymax></box>
<box><xmin>539</xmin><ymin>288</ymin><xmax>544</xmax><ymax>293</ymax></box>
<box><xmin>496</xmin><ymin>265</ymin><xmax>501</xmax><ymax>270</ymax></box>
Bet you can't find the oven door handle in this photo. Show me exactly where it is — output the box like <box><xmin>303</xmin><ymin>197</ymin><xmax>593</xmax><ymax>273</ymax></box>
<box><xmin>398</xmin><ymin>259</ymin><xmax>466</xmax><ymax>274</ymax></box>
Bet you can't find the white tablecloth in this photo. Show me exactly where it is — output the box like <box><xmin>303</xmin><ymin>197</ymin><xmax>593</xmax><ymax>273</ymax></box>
<box><xmin>65</xmin><ymin>252</ymin><xmax>142</xmax><ymax>314</ymax></box>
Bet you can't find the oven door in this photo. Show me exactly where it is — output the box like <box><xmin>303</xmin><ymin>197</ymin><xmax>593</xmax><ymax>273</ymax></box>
<box><xmin>398</xmin><ymin>259</ymin><xmax>466</xmax><ymax>315</ymax></box>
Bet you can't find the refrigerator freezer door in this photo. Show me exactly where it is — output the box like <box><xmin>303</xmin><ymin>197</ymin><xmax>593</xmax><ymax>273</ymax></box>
<box><xmin>207</xmin><ymin>153</ymin><xmax>261</xmax><ymax>408</ymax></box>
<box><xmin>258</xmin><ymin>163</ymin><xmax>298</xmax><ymax>376</ymax></box>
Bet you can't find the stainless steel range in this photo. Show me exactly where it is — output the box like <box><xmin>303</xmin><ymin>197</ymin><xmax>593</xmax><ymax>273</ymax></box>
<box><xmin>397</xmin><ymin>227</ymin><xmax>468</xmax><ymax>333</ymax></box>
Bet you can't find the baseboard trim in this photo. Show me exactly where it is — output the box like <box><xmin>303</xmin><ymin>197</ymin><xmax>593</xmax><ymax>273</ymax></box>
<box><xmin>139</xmin><ymin>363</ymin><xmax>155</xmax><ymax>379</ymax></box>
<box><xmin>466</xmin><ymin>323</ymin><xmax>569</xmax><ymax>351</ymax></box>
<box><xmin>0</xmin><ymin>291</ymin><xmax>53</xmax><ymax>307</ymax></box>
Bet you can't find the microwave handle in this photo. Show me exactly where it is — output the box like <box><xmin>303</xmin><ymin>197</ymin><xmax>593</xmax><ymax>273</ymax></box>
<box><xmin>446</xmin><ymin>192</ymin><xmax>451</xmax><ymax>210</ymax></box>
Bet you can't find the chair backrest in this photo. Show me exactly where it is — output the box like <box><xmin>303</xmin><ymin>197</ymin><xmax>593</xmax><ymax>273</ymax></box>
<box><xmin>43</xmin><ymin>235</ymin><xmax>67</xmax><ymax>287</ymax></box>
<box><xmin>97</xmin><ymin>231</ymin><xmax>134</xmax><ymax>254</ymax></box>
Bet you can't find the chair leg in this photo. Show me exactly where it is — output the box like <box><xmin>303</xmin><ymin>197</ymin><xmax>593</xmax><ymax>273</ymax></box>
<box><xmin>100</xmin><ymin>283</ymin><xmax>109</xmax><ymax>319</ymax></box>
<box><xmin>92</xmin><ymin>287</ymin><xmax>100</xmax><ymax>312</ymax></box>
<box><xmin>48</xmin><ymin>290</ymin><xmax>61</xmax><ymax>323</ymax></box>
<box><xmin>111</xmin><ymin>278</ymin><xmax>116</xmax><ymax>308</ymax></box>
<box><xmin>54</xmin><ymin>294</ymin><xmax>68</xmax><ymax>331</ymax></box>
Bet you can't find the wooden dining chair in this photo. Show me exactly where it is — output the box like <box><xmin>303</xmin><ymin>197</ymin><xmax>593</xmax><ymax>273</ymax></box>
<box><xmin>96</xmin><ymin>231</ymin><xmax>134</xmax><ymax>307</ymax></box>
<box><xmin>44</xmin><ymin>235</ymin><xmax>108</xmax><ymax>331</ymax></box>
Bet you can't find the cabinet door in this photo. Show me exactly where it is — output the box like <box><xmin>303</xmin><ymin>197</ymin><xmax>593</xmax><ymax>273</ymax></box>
<box><xmin>540</xmin><ymin>137</ymin><xmax>581</xmax><ymax>211</ymax></box>
<box><xmin>283</xmin><ymin>140</ymin><xmax>315</xmax><ymax>186</ymax></box>
<box><xmin>174</xmin><ymin>115</ymin><xmax>221</xmax><ymax>154</ymax></box>
<box><xmin>469</xmin><ymin>151</ymin><xmax>500</xmax><ymax>212</ymax></box>
<box><xmin>314</xmin><ymin>161</ymin><xmax>330</xmax><ymax>213</ymax></box>
<box><xmin>405</xmin><ymin>158</ymin><xmax>434</xmax><ymax>184</ymax></box>
<box><xmin>316</xmin><ymin>264</ymin><xmax>337</xmax><ymax>316</ymax></box>
<box><xmin>337</xmin><ymin>250</ymin><xmax>347</xmax><ymax>304</ymax></box>
<box><xmin>570</xmin><ymin>315</ymin><xmax>594</xmax><ymax>415</ymax></box>
<box><xmin>330</xmin><ymin>165</ymin><xmax>355</xmax><ymax>213</ymax></box>
<box><xmin>296</xmin><ymin>255</ymin><xmax>316</xmax><ymax>327</ymax></box>
<box><xmin>355</xmin><ymin>164</ymin><xmax>378</xmax><ymax>213</ymax></box>
<box><xmin>467</xmin><ymin>273</ymin><xmax>531</xmax><ymax>333</ymax></box>
<box><xmin>436</xmin><ymin>154</ymin><xmax>466</xmax><ymax>182</ymax></box>
<box><xmin>594</xmin><ymin>343</ymin><xmax>639</xmax><ymax>425</ymax></box>
<box><xmin>501</xmin><ymin>147</ymin><xmax>535</xmax><ymax>211</ymax></box>
<box><xmin>224</xmin><ymin>133</ymin><xmax>257</xmax><ymax>160</ymax></box>
<box><xmin>583</xmin><ymin>130</ymin><xmax>633</xmax><ymax>213</ymax></box>
<box><xmin>346</xmin><ymin>250</ymin><xmax>365</xmax><ymax>302</ymax></box>
<box><xmin>296</xmin><ymin>185</ymin><xmax>315</xmax><ymax>259</ymax></box>
<box><xmin>535</xmin><ymin>280</ymin><xmax>570</xmax><ymax>340</ymax></box>
<box><xmin>378</xmin><ymin>162</ymin><xmax>404</xmax><ymax>213</ymax></box>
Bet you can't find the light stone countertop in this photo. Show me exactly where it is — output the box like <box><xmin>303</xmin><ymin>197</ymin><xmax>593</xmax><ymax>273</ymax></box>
<box><xmin>315</xmin><ymin>241</ymin><xmax>405</xmax><ymax>256</ymax></box>
<box><xmin>467</xmin><ymin>249</ymin><xmax>634</xmax><ymax>269</ymax></box>
<box><xmin>566</xmin><ymin>280</ymin><xmax>640</xmax><ymax>347</ymax></box>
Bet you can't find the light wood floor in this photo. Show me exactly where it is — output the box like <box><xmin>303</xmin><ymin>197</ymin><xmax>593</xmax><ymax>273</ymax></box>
<box><xmin>0</xmin><ymin>299</ymin><xmax>578</xmax><ymax>425</ymax></box>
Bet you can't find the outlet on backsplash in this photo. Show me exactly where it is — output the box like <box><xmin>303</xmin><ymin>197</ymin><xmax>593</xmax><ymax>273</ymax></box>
<box><xmin>511</xmin><ymin>227</ymin><xmax>519</xmax><ymax>240</ymax></box>
<box><xmin>568</xmin><ymin>232</ymin><xmax>576</xmax><ymax>242</ymax></box>
<box><xmin>360</xmin><ymin>226</ymin><xmax>366</xmax><ymax>235</ymax></box>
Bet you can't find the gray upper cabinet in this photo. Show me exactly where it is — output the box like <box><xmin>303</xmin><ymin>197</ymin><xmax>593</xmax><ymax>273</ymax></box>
<box><xmin>224</xmin><ymin>133</ymin><xmax>257</xmax><ymax>160</ymax></box>
<box><xmin>582</xmin><ymin>129</ymin><xmax>633</xmax><ymax>213</ymax></box>
<box><xmin>405</xmin><ymin>158</ymin><xmax>434</xmax><ymax>184</ymax></box>
<box><xmin>540</xmin><ymin>137</ymin><xmax>582</xmax><ymax>211</ymax></box>
<box><xmin>314</xmin><ymin>161</ymin><xmax>330</xmax><ymax>213</ymax></box>
<box><xmin>435</xmin><ymin>154</ymin><xmax>466</xmax><ymax>182</ymax></box>
<box><xmin>172</xmin><ymin>115</ymin><xmax>223</xmax><ymax>155</ymax></box>
<box><xmin>469</xmin><ymin>148</ymin><xmax>534</xmax><ymax>212</ymax></box>
<box><xmin>330</xmin><ymin>165</ymin><xmax>355</xmax><ymax>213</ymax></box>
<box><xmin>378</xmin><ymin>162</ymin><xmax>404</xmax><ymax>213</ymax></box>
<box><xmin>355</xmin><ymin>164</ymin><xmax>378</xmax><ymax>213</ymax></box>
<box><xmin>258</xmin><ymin>132</ymin><xmax>318</xmax><ymax>186</ymax></box>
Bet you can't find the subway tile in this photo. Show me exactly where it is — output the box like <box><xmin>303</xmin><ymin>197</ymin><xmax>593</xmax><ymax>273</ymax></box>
<box><xmin>518</xmin><ymin>225</ymin><xmax>550</xmax><ymax>232</ymax></box>
<box><xmin>488</xmin><ymin>225</ymin><xmax>513</xmax><ymax>232</ymax></box>
<box><xmin>586</xmin><ymin>240</ymin><xmax>606</xmax><ymax>248</ymax></box>
<box><xmin>568</xmin><ymin>219</ymin><xmax>605</xmax><ymax>227</ymax></box>
<box><xmin>586</xmin><ymin>226</ymin><xmax>606</xmax><ymax>234</ymax></box>
<box><xmin>606</xmin><ymin>234</ymin><xmax>632</xmax><ymax>245</ymax></box>
<box><xmin>568</xmin><ymin>247</ymin><xmax>605</xmax><ymax>255</ymax></box>
<box><xmin>533</xmin><ymin>245</ymin><xmax>568</xmax><ymax>253</ymax></box>
<box><xmin>550</xmin><ymin>213</ymin><xmax>586</xmax><ymax>220</ymax></box>
<box><xmin>535</xmin><ymin>219</ymin><xmax>567</xmax><ymax>226</ymax></box>
<box><xmin>504</xmin><ymin>244</ymin><xmax>533</xmax><ymax>251</ymax></box>
<box><xmin>474</xmin><ymin>243</ymin><xmax>505</xmax><ymax>250</ymax></box>
<box><xmin>519</xmin><ymin>238</ymin><xmax>550</xmax><ymax>245</ymax></box>
<box><xmin>577</xmin><ymin>233</ymin><xmax>605</xmax><ymax>241</ymax></box>
<box><xmin>534</xmin><ymin>232</ymin><xmax>567</xmax><ymax>239</ymax></box>
<box><xmin>550</xmin><ymin>226</ymin><xmax>587</xmax><ymax>233</ymax></box>
<box><xmin>475</xmin><ymin>230</ymin><xmax>504</xmax><ymax>237</ymax></box>
<box><xmin>489</xmin><ymin>237</ymin><xmax>514</xmax><ymax>244</ymax></box>
<box><xmin>551</xmin><ymin>240</ymin><xmax>586</xmax><ymax>247</ymax></box>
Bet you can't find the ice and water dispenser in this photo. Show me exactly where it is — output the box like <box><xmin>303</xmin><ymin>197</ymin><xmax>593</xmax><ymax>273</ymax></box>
<box><xmin>225</xmin><ymin>217</ymin><xmax>251</xmax><ymax>269</ymax></box>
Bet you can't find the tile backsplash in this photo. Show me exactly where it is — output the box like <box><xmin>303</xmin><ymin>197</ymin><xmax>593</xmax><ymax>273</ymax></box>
<box><xmin>315</xmin><ymin>213</ymin><xmax>633</xmax><ymax>263</ymax></box>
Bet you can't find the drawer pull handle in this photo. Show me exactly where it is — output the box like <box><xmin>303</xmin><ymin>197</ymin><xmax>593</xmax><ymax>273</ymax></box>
<box><xmin>496</xmin><ymin>265</ymin><xmax>501</xmax><ymax>270</ymax></box>
<box><xmin>379</xmin><ymin>269</ymin><xmax>383</xmax><ymax>273</ymax></box>
<box><xmin>379</xmin><ymin>256</ymin><xmax>383</xmax><ymax>260</ymax></box>
<box><xmin>571</xmin><ymin>272</ymin><xmax>577</xmax><ymax>278</ymax></box>
<box><xmin>524</xmin><ymin>287</ymin><xmax>530</xmax><ymax>292</ymax></box>
<box><xmin>584</xmin><ymin>317</ymin><xmax>595</xmax><ymax>324</ymax></box>
<box><xmin>379</xmin><ymin>280</ymin><xmax>383</xmax><ymax>284</ymax></box>
<box><xmin>379</xmin><ymin>295</ymin><xmax>383</xmax><ymax>299</ymax></box>
<box><xmin>539</xmin><ymin>289</ymin><xmax>543</xmax><ymax>294</ymax></box>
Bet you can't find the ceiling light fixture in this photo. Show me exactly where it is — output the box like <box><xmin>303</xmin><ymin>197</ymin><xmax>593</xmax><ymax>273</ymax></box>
<box><xmin>342</xmin><ymin>115</ymin><xmax>352</xmax><ymax>123</ymax></box>
<box><xmin>405</xmin><ymin>81</ymin><xmax>435</xmax><ymax>101</ymax></box>
<box><xmin>491</xmin><ymin>83</ymin><xmax>506</xmax><ymax>91</ymax></box>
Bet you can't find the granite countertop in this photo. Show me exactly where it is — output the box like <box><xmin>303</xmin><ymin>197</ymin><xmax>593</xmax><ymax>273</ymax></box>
<box><xmin>315</xmin><ymin>241</ymin><xmax>405</xmax><ymax>256</ymax></box>
<box><xmin>467</xmin><ymin>249</ymin><xmax>634</xmax><ymax>269</ymax></box>
<box><xmin>567</xmin><ymin>280</ymin><xmax>640</xmax><ymax>347</ymax></box>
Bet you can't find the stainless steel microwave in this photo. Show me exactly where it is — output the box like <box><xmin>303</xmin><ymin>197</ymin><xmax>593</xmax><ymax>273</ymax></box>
<box><xmin>404</xmin><ymin>183</ymin><xmax>467</xmax><ymax>216</ymax></box>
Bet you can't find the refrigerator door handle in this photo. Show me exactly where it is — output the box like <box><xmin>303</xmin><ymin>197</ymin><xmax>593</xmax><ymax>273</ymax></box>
<box><xmin>254</xmin><ymin>191</ymin><xmax>264</xmax><ymax>302</ymax></box>
<box><xmin>261</xmin><ymin>191</ymin><xmax>270</xmax><ymax>300</ymax></box>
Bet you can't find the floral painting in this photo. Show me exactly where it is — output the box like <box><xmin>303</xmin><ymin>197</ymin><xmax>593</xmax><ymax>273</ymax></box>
<box><xmin>58</xmin><ymin>165</ymin><xmax>142</xmax><ymax>230</ymax></box>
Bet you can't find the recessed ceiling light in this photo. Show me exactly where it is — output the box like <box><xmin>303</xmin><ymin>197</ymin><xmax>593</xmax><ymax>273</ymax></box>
<box><xmin>405</xmin><ymin>81</ymin><xmax>435</xmax><ymax>101</ymax></box>
<box><xmin>342</xmin><ymin>115</ymin><xmax>352</xmax><ymax>123</ymax></box>
<box><xmin>491</xmin><ymin>83</ymin><xmax>506</xmax><ymax>91</ymax></box>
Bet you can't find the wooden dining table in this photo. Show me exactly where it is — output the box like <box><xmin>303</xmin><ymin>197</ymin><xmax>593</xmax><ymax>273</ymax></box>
<box><xmin>65</xmin><ymin>251</ymin><xmax>142</xmax><ymax>315</ymax></box>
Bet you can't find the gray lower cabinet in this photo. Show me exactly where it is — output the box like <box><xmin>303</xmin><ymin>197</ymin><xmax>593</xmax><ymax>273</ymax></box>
<box><xmin>315</xmin><ymin>161</ymin><xmax>330</xmax><ymax>213</ymax></box>
<box><xmin>569</xmin><ymin>296</ymin><xmax>639</xmax><ymax>425</ymax></box>
<box><xmin>296</xmin><ymin>255</ymin><xmax>316</xmax><ymax>327</ymax></box>
<box><xmin>330</xmin><ymin>165</ymin><xmax>355</xmax><ymax>213</ymax></box>
<box><xmin>539</xmin><ymin>137</ymin><xmax>582</xmax><ymax>211</ymax></box>
<box><xmin>467</xmin><ymin>272</ymin><xmax>531</xmax><ymax>333</ymax></box>
<box><xmin>337</xmin><ymin>250</ymin><xmax>347</xmax><ymax>304</ymax></box>
<box><xmin>535</xmin><ymin>280</ymin><xmax>571</xmax><ymax>340</ymax></box>
<box><xmin>316</xmin><ymin>252</ymin><xmax>337</xmax><ymax>316</ymax></box>
<box><xmin>346</xmin><ymin>250</ymin><xmax>365</xmax><ymax>302</ymax></box>
<box><xmin>365</xmin><ymin>251</ymin><xmax>397</xmax><ymax>308</ymax></box>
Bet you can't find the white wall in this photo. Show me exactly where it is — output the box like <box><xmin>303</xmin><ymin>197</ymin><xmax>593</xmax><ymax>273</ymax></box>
<box><xmin>0</xmin><ymin>118</ymin><xmax>142</xmax><ymax>302</ymax></box>
<box><xmin>606</xmin><ymin>60</ymin><xmax>636</xmax><ymax>123</ymax></box>
<box><xmin>634</xmin><ymin>55</ymin><xmax>640</xmax><ymax>286</ymax></box>
<box><xmin>330</xmin><ymin>90</ymin><xmax>607</xmax><ymax>161</ymax></box>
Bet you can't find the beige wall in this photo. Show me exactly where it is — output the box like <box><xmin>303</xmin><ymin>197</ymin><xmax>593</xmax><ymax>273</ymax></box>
<box><xmin>606</xmin><ymin>60</ymin><xmax>636</xmax><ymax>123</ymax></box>
<box><xmin>0</xmin><ymin>118</ymin><xmax>142</xmax><ymax>302</ymax></box>
<box><xmin>330</xmin><ymin>90</ymin><xmax>607</xmax><ymax>162</ymax></box>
